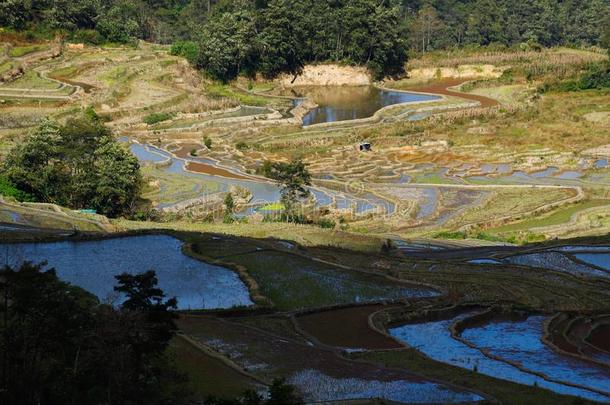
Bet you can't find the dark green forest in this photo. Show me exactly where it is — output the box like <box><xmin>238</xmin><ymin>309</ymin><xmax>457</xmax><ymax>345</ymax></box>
<box><xmin>1</xmin><ymin>0</ymin><xmax>609</xmax><ymax>80</ymax></box>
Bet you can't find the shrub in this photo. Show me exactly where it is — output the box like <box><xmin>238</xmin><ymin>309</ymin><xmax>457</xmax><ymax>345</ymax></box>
<box><xmin>204</xmin><ymin>136</ymin><xmax>212</xmax><ymax>149</ymax></box>
<box><xmin>70</xmin><ymin>29</ymin><xmax>103</xmax><ymax>45</ymax></box>
<box><xmin>0</xmin><ymin>176</ymin><xmax>33</xmax><ymax>201</ymax></box>
<box><xmin>317</xmin><ymin>218</ymin><xmax>335</xmax><ymax>229</ymax></box>
<box><xmin>236</xmin><ymin>141</ymin><xmax>249</xmax><ymax>151</ymax></box>
<box><xmin>143</xmin><ymin>112</ymin><xmax>174</xmax><ymax>125</ymax></box>
<box><xmin>433</xmin><ymin>231</ymin><xmax>467</xmax><ymax>240</ymax></box>
<box><xmin>169</xmin><ymin>40</ymin><xmax>199</xmax><ymax>65</ymax></box>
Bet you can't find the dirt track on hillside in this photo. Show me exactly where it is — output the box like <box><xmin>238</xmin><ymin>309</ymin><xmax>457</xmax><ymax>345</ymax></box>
<box><xmin>411</xmin><ymin>78</ymin><xmax>499</xmax><ymax>108</ymax></box>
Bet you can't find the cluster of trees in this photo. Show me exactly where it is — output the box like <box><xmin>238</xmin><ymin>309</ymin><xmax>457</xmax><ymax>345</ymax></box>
<box><xmin>1</xmin><ymin>0</ymin><xmax>608</xmax><ymax>80</ymax></box>
<box><xmin>404</xmin><ymin>0</ymin><xmax>610</xmax><ymax>52</ymax></box>
<box><xmin>1</xmin><ymin>110</ymin><xmax>142</xmax><ymax>217</ymax></box>
<box><xmin>186</xmin><ymin>0</ymin><xmax>409</xmax><ymax>81</ymax></box>
<box><xmin>0</xmin><ymin>0</ymin><xmax>184</xmax><ymax>44</ymax></box>
<box><xmin>0</xmin><ymin>264</ymin><xmax>183</xmax><ymax>404</ymax></box>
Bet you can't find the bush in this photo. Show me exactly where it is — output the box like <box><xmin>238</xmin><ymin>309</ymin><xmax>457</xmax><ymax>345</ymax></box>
<box><xmin>70</xmin><ymin>29</ymin><xmax>103</xmax><ymax>45</ymax></box>
<box><xmin>316</xmin><ymin>218</ymin><xmax>335</xmax><ymax>229</ymax></box>
<box><xmin>539</xmin><ymin>62</ymin><xmax>610</xmax><ymax>93</ymax></box>
<box><xmin>143</xmin><ymin>112</ymin><xmax>174</xmax><ymax>125</ymax></box>
<box><xmin>0</xmin><ymin>177</ymin><xmax>33</xmax><ymax>201</ymax></box>
<box><xmin>433</xmin><ymin>231</ymin><xmax>467</xmax><ymax>240</ymax></box>
<box><xmin>170</xmin><ymin>40</ymin><xmax>199</xmax><ymax>64</ymax></box>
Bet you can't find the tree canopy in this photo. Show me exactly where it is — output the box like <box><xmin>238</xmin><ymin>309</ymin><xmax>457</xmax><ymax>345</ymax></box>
<box><xmin>0</xmin><ymin>0</ymin><xmax>608</xmax><ymax>79</ymax></box>
<box><xmin>261</xmin><ymin>159</ymin><xmax>311</xmax><ymax>220</ymax></box>
<box><xmin>1</xmin><ymin>111</ymin><xmax>142</xmax><ymax>217</ymax></box>
<box><xmin>0</xmin><ymin>262</ymin><xmax>182</xmax><ymax>404</ymax></box>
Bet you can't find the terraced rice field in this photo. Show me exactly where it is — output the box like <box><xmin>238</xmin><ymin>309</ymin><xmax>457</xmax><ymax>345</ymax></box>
<box><xmin>0</xmin><ymin>235</ymin><xmax>253</xmax><ymax>310</ymax></box>
<box><xmin>389</xmin><ymin>310</ymin><xmax>610</xmax><ymax>402</ymax></box>
<box><xmin>217</xmin><ymin>250</ymin><xmax>438</xmax><ymax>310</ymax></box>
<box><xmin>296</xmin><ymin>305</ymin><xmax>403</xmax><ymax>350</ymax></box>
<box><xmin>177</xmin><ymin>315</ymin><xmax>485</xmax><ymax>403</ymax></box>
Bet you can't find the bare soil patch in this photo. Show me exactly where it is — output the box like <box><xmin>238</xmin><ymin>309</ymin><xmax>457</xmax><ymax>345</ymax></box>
<box><xmin>186</xmin><ymin>161</ymin><xmax>251</xmax><ymax>180</ymax></box>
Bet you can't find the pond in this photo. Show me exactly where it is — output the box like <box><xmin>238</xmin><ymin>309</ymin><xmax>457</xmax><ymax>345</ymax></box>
<box><xmin>290</xmin><ymin>86</ymin><xmax>440</xmax><ymax>126</ymax></box>
<box><xmin>0</xmin><ymin>235</ymin><xmax>253</xmax><ymax>310</ymax></box>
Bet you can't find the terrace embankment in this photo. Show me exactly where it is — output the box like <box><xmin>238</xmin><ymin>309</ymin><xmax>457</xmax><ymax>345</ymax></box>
<box><xmin>545</xmin><ymin>313</ymin><xmax>610</xmax><ymax>366</ymax></box>
<box><xmin>185</xmin><ymin>161</ymin><xmax>252</xmax><ymax>180</ymax></box>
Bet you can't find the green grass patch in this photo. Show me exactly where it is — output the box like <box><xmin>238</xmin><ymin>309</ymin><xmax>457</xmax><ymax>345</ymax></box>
<box><xmin>490</xmin><ymin>199</ymin><xmax>610</xmax><ymax>233</ymax></box>
<box><xmin>143</xmin><ymin>112</ymin><xmax>175</xmax><ymax>125</ymax></box>
<box><xmin>9</xmin><ymin>45</ymin><xmax>47</xmax><ymax>57</ymax></box>
<box><xmin>2</xmin><ymin>70</ymin><xmax>62</xmax><ymax>90</ymax></box>
<box><xmin>260</xmin><ymin>202</ymin><xmax>284</xmax><ymax>211</ymax></box>
<box><xmin>0</xmin><ymin>61</ymin><xmax>13</xmax><ymax>74</ymax></box>
<box><xmin>206</xmin><ymin>83</ymin><xmax>270</xmax><ymax>107</ymax></box>
<box><xmin>225</xmin><ymin>250</ymin><xmax>431</xmax><ymax>311</ymax></box>
<box><xmin>49</xmin><ymin>65</ymin><xmax>79</xmax><ymax>78</ymax></box>
<box><xmin>168</xmin><ymin>336</ymin><xmax>257</xmax><ymax>400</ymax></box>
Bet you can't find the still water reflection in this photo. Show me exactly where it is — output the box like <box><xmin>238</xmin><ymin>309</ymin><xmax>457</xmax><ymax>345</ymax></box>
<box><xmin>291</xmin><ymin>86</ymin><xmax>440</xmax><ymax>126</ymax></box>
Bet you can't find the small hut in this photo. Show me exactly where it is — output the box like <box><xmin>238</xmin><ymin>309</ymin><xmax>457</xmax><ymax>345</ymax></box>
<box><xmin>359</xmin><ymin>142</ymin><xmax>372</xmax><ymax>152</ymax></box>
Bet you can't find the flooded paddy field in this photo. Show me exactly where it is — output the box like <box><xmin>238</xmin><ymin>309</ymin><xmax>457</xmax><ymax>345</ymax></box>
<box><xmin>0</xmin><ymin>235</ymin><xmax>253</xmax><ymax>310</ymax></box>
<box><xmin>282</xmin><ymin>85</ymin><xmax>441</xmax><ymax>126</ymax></box>
<box><xmin>547</xmin><ymin>313</ymin><xmax>610</xmax><ymax>365</ymax></box>
<box><xmin>2</xmin><ymin>41</ymin><xmax>610</xmax><ymax>404</ymax></box>
<box><xmin>460</xmin><ymin>315</ymin><xmax>610</xmax><ymax>397</ymax></box>
<box><xmin>500</xmin><ymin>245</ymin><xmax>610</xmax><ymax>279</ymax></box>
<box><xmin>296</xmin><ymin>304</ymin><xmax>403</xmax><ymax>350</ymax></box>
<box><xmin>218</xmin><ymin>249</ymin><xmax>439</xmax><ymax>310</ymax></box>
<box><xmin>389</xmin><ymin>310</ymin><xmax>610</xmax><ymax>402</ymax></box>
<box><xmin>177</xmin><ymin>315</ymin><xmax>485</xmax><ymax>403</ymax></box>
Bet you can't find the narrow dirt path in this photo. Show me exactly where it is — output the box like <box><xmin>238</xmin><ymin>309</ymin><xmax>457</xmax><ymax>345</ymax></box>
<box><xmin>409</xmin><ymin>78</ymin><xmax>499</xmax><ymax>107</ymax></box>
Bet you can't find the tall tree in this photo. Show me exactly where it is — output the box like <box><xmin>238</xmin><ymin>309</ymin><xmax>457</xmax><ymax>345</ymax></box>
<box><xmin>2</xmin><ymin>112</ymin><xmax>142</xmax><ymax>217</ymax></box>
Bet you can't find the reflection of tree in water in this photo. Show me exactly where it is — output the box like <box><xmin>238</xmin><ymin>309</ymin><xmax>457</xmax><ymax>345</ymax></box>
<box><xmin>1</xmin><ymin>245</ymin><xmax>27</xmax><ymax>269</ymax></box>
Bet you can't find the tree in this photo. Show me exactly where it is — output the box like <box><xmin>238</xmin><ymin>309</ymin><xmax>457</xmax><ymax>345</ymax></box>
<box><xmin>267</xmin><ymin>378</ymin><xmax>304</xmax><ymax>405</ymax></box>
<box><xmin>263</xmin><ymin>159</ymin><xmax>311</xmax><ymax>220</ymax></box>
<box><xmin>1</xmin><ymin>112</ymin><xmax>142</xmax><ymax>217</ymax></box>
<box><xmin>196</xmin><ymin>11</ymin><xmax>258</xmax><ymax>81</ymax></box>
<box><xmin>0</xmin><ymin>263</ymin><xmax>184</xmax><ymax>404</ymax></box>
<box><xmin>223</xmin><ymin>192</ymin><xmax>235</xmax><ymax>223</ymax></box>
<box><xmin>602</xmin><ymin>18</ymin><xmax>610</xmax><ymax>49</ymax></box>
<box><xmin>96</xmin><ymin>0</ymin><xmax>142</xmax><ymax>43</ymax></box>
<box><xmin>114</xmin><ymin>271</ymin><xmax>178</xmax><ymax>356</ymax></box>
<box><xmin>410</xmin><ymin>4</ymin><xmax>444</xmax><ymax>53</ymax></box>
<box><xmin>257</xmin><ymin>0</ymin><xmax>305</xmax><ymax>79</ymax></box>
